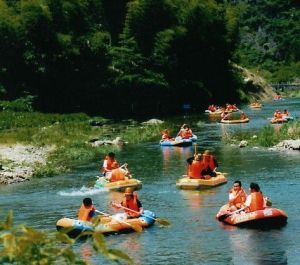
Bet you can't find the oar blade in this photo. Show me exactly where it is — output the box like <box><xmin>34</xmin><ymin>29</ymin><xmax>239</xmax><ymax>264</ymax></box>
<box><xmin>156</xmin><ymin>218</ymin><xmax>171</xmax><ymax>226</ymax></box>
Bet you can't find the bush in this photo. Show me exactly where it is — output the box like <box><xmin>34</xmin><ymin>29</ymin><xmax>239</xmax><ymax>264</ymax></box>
<box><xmin>0</xmin><ymin>96</ymin><xmax>35</xmax><ymax>112</ymax></box>
<box><xmin>0</xmin><ymin>211</ymin><xmax>132</xmax><ymax>264</ymax></box>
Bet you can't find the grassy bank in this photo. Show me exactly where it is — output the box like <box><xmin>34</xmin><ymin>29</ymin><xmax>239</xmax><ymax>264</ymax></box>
<box><xmin>222</xmin><ymin>121</ymin><xmax>300</xmax><ymax>147</ymax></box>
<box><xmin>0</xmin><ymin>111</ymin><xmax>176</xmax><ymax>177</ymax></box>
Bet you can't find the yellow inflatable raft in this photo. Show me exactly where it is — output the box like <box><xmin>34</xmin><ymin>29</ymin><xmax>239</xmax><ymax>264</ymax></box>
<box><xmin>95</xmin><ymin>176</ymin><xmax>142</xmax><ymax>191</ymax></box>
<box><xmin>249</xmin><ymin>103</ymin><xmax>262</xmax><ymax>109</ymax></box>
<box><xmin>220</xmin><ymin>118</ymin><xmax>249</xmax><ymax>124</ymax></box>
<box><xmin>176</xmin><ymin>173</ymin><xmax>227</xmax><ymax>190</ymax></box>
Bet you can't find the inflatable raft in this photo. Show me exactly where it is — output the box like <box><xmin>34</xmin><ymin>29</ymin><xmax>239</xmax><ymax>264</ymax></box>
<box><xmin>216</xmin><ymin>206</ymin><xmax>288</xmax><ymax>228</ymax></box>
<box><xmin>270</xmin><ymin>118</ymin><xmax>288</xmax><ymax>124</ymax></box>
<box><xmin>176</xmin><ymin>173</ymin><xmax>227</xmax><ymax>190</ymax></box>
<box><xmin>205</xmin><ymin>110</ymin><xmax>223</xmax><ymax>116</ymax></box>
<box><xmin>249</xmin><ymin>103</ymin><xmax>262</xmax><ymax>109</ymax></box>
<box><xmin>160</xmin><ymin>135</ymin><xmax>197</xmax><ymax>147</ymax></box>
<box><xmin>95</xmin><ymin>176</ymin><xmax>142</xmax><ymax>191</ymax></box>
<box><xmin>56</xmin><ymin>210</ymin><xmax>156</xmax><ymax>238</ymax></box>
<box><xmin>220</xmin><ymin>118</ymin><xmax>249</xmax><ymax>124</ymax></box>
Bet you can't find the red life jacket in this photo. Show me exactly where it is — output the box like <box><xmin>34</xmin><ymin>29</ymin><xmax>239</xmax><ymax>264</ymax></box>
<box><xmin>179</xmin><ymin>129</ymin><xmax>193</xmax><ymax>139</ymax></box>
<box><xmin>78</xmin><ymin>204</ymin><xmax>95</xmax><ymax>221</ymax></box>
<box><xmin>203</xmin><ymin>155</ymin><xmax>216</xmax><ymax>170</ymax></box>
<box><xmin>122</xmin><ymin>194</ymin><xmax>140</xmax><ymax>218</ymax></box>
<box><xmin>102</xmin><ymin>156</ymin><xmax>118</xmax><ymax>173</ymax></box>
<box><xmin>162</xmin><ymin>133</ymin><xmax>171</xmax><ymax>140</ymax></box>
<box><xmin>249</xmin><ymin>192</ymin><xmax>264</xmax><ymax>212</ymax></box>
<box><xmin>189</xmin><ymin>160</ymin><xmax>205</xmax><ymax>179</ymax></box>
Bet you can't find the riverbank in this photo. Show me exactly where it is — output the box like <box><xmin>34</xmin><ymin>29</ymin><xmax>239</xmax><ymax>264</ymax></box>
<box><xmin>223</xmin><ymin>120</ymin><xmax>300</xmax><ymax>149</ymax></box>
<box><xmin>0</xmin><ymin>110</ymin><xmax>172</xmax><ymax>184</ymax></box>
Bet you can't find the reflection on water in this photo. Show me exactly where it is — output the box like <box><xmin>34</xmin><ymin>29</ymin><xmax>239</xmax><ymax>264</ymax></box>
<box><xmin>229</xmin><ymin>230</ymin><xmax>288</xmax><ymax>265</ymax></box>
<box><xmin>0</xmin><ymin>98</ymin><xmax>300</xmax><ymax>264</ymax></box>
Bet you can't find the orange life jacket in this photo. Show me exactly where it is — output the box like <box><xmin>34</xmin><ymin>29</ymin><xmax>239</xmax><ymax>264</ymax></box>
<box><xmin>162</xmin><ymin>133</ymin><xmax>171</xmax><ymax>140</ymax></box>
<box><xmin>189</xmin><ymin>160</ymin><xmax>205</xmax><ymax>179</ymax></box>
<box><xmin>110</xmin><ymin>168</ymin><xmax>126</xmax><ymax>182</ymax></box>
<box><xmin>275</xmin><ymin>112</ymin><xmax>282</xmax><ymax>119</ymax></box>
<box><xmin>78</xmin><ymin>204</ymin><xmax>95</xmax><ymax>221</ymax></box>
<box><xmin>229</xmin><ymin>188</ymin><xmax>247</xmax><ymax>207</ymax></box>
<box><xmin>203</xmin><ymin>155</ymin><xmax>216</xmax><ymax>171</ymax></box>
<box><xmin>249</xmin><ymin>192</ymin><xmax>264</xmax><ymax>212</ymax></box>
<box><xmin>122</xmin><ymin>194</ymin><xmax>140</xmax><ymax>218</ymax></box>
<box><xmin>179</xmin><ymin>129</ymin><xmax>193</xmax><ymax>139</ymax></box>
<box><xmin>102</xmin><ymin>156</ymin><xmax>118</xmax><ymax>173</ymax></box>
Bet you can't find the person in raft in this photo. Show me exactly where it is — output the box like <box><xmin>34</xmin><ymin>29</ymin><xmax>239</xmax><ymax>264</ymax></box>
<box><xmin>282</xmin><ymin>109</ymin><xmax>289</xmax><ymax>118</ymax></box>
<box><xmin>200</xmin><ymin>150</ymin><xmax>218</xmax><ymax>178</ymax></box>
<box><xmin>112</xmin><ymin>187</ymin><xmax>143</xmax><ymax>218</ymax></box>
<box><xmin>228</xmin><ymin>181</ymin><xmax>247</xmax><ymax>211</ymax></box>
<box><xmin>108</xmin><ymin>163</ymin><xmax>131</xmax><ymax>182</ymax></box>
<box><xmin>101</xmin><ymin>152</ymin><xmax>119</xmax><ymax>177</ymax></box>
<box><xmin>244</xmin><ymin>182</ymin><xmax>265</xmax><ymax>212</ymax></box>
<box><xmin>187</xmin><ymin>153</ymin><xmax>205</xmax><ymax>179</ymax></box>
<box><xmin>161</xmin><ymin>129</ymin><xmax>174</xmax><ymax>142</ymax></box>
<box><xmin>177</xmin><ymin>124</ymin><xmax>193</xmax><ymax>139</ymax></box>
<box><xmin>240</xmin><ymin>111</ymin><xmax>248</xmax><ymax>120</ymax></box>
<box><xmin>77</xmin><ymin>197</ymin><xmax>96</xmax><ymax>222</ymax></box>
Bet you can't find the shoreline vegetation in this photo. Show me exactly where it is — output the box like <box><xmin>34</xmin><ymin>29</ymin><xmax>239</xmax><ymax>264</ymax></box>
<box><xmin>0</xmin><ymin>110</ymin><xmax>177</xmax><ymax>184</ymax></box>
<box><xmin>222</xmin><ymin>121</ymin><xmax>300</xmax><ymax>150</ymax></box>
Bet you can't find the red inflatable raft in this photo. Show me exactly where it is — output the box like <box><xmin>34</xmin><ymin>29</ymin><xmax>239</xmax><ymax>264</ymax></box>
<box><xmin>216</xmin><ymin>206</ymin><xmax>288</xmax><ymax>228</ymax></box>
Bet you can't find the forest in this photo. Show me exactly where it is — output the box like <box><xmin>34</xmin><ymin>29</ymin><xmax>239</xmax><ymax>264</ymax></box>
<box><xmin>0</xmin><ymin>0</ymin><xmax>299</xmax><ymax>117</ymax></box>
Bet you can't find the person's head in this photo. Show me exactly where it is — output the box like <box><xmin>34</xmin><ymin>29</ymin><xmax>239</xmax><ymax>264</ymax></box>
<box><xmin>124</xmin><ymin>187</ymin><xmax>134</xmax><ymax>199</ymax></box>
<box><xmin>194</xmin><ymin>153</ymin><xmax>202</xmax><ymax>161</ymax></box>
<box><xmin>249</xmin><ymin>182</ymin><xmax>260</xmax><ymax>192</ymax></box>
<box><xmin>108</xmin><ymin>152</ymin><xmax>115</xmax><ymax>159</ymax></box>
<box><xmin>284</xmin><ymin>109</ymin><xmax>287</xmax><ymax>113</ymax></box>
<box><xmin>162</xmin><ymin>129</ymin><xmax>169</xmax><ymax>134</ymax></box>
<box><xmin>83</xmin><ymin>198</ymin><xmax>93</xmax><ymax>207</ymax></box>
<box><xmin>203</xmin><ymin>150</ymin><xmax>211</xmax><ymax>161</ymax></box>
<box><xmin>182</xmin><ymin>124</ymin><xmax>189</xmax><ymax>130</ymax></box>
<box><xmin>233</xmin><ymin>181</ymin><xmax>242</xmax><ymax>190</ymax></box>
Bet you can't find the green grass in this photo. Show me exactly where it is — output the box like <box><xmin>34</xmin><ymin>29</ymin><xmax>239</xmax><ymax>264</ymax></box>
<box><xmin>223</xmin><ymin>121</ymin><xmax>300</xmax><ymax>147</ymax></box>
<box><xmin>0</xmin><ymin>111</ymin><xmax>176</xmax><ymax>177</ymax></box>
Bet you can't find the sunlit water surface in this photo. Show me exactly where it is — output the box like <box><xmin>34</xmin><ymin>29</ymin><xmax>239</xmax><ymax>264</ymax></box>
<box><xmin>1</xmin><ymin>98</ymin><xmax>300</xmax><ymax>264</ymax></box>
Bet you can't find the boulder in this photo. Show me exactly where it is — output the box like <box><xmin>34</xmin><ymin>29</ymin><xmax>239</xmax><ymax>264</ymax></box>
<box><xmin>275</xmin><ymin>139</ymin><xmax>300</xmax><ymax>150</ymax></box>
<box><xmin>239</xmin><ymin>140</ymin><xmax>248</xmax><ymax>148</ymax></box>
<box><xmin>141</xmin><ymin>119</ymin><xmax>164</xmax><ymax>125</ymax></box>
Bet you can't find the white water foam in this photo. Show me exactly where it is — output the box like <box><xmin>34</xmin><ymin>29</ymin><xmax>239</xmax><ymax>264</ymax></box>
<box><xmin>58</xmin><ymin>186</ymin><xmax>107</xmax><ymax>196</ymax></box>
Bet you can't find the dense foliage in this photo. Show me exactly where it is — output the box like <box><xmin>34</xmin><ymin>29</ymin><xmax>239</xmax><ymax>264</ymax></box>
<box><xmin>231</xmin><ymin>0</ymin><xmax>300</xmax><ymax>82</ymax></box>
<box><xmin>0</xmin><ymin>0</ymin><xmax>243</xmax><ymax>117</ymax></box>
<box><xmin>0</xmin><ymin>0</ymin><xmax>298</xmax><ymax>117</ymax></box>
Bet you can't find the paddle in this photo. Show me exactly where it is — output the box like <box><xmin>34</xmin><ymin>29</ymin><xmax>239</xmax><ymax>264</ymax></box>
<box><xmin>194</xmin><ymin>143</ymin><xmax>198</xmax><ymax>155</ymax></box>
<box><xmin>113</xmin><ymin>203</ymin><xmax>171</xmax><ymax>226</ymax></box>
<box><xmin>95</xmin><ymin>210</ymin><xmax>143</xmax><ymax>233</ymax></box>
<box><xmin>218</xmin><ymin>207</ymin><xmax>246</xmax><ymax>222</ymax></box>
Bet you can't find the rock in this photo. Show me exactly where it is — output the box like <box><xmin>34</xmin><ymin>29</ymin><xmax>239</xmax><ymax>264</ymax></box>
<box><xmin>90</xmin><ymin>137</ymin><xmax>127</xmax><ymax>147</ymax></box>
<box><xmin>275</xmin><ymin>139</ymin><xmax>300</xmax><ymax>150</ymax></box>
<box><xmin>252</xmin><ymin>135</ymin><xmax>258</xmax><ymax>139</ymax></box>
<box><xmin>239</xmin><ymin>140</ymin><xmax>248</xmax><ymax>148</ymax></box>
<box><xmin>141</xmin><ymin>119</ymin><xmax>164</xmax><ymax>125</ymax></box>
<box><xmin>112</xmin><ymin>137</ymin><xmax>127</xmax><ymax>146</ymax></box>
<box><xmin>0</xmin><ymin>144</ymin><xmax>54</xmax><ymax>184</ymax></box>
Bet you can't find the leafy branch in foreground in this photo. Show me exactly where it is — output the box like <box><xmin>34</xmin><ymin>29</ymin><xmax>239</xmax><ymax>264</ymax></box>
<box><xmin>0</xmin><ymin>211</ymin><xmax>132</xmax><ymax>264</ymax></box>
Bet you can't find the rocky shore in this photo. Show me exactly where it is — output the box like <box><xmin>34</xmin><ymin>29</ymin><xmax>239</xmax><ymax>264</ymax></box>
<box><xmin>269</xmin><ymin>139</ymin><xmax>300</xmax><ymax>152</ymax></box>
<box><xmin>0</xmin><ymin>144</ymin><xmax>54</xmax><ymax>184</ymax></box>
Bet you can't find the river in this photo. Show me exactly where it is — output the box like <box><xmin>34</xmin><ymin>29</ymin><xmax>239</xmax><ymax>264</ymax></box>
<box><xmin>0</xmin><ymin>98</ymin><xmax>300</xmax><ymax>264</ymax></box>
